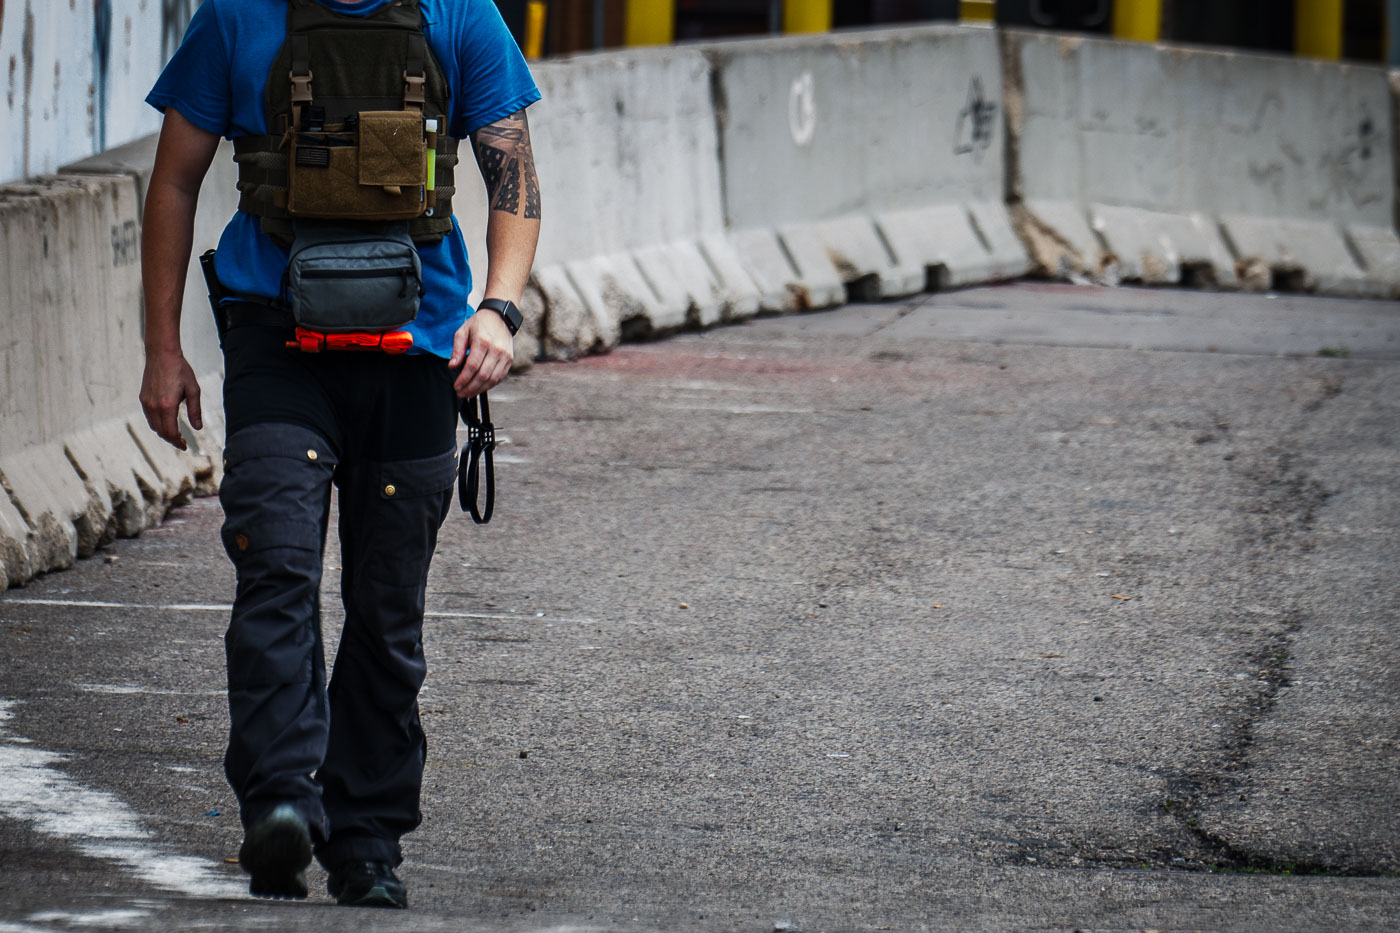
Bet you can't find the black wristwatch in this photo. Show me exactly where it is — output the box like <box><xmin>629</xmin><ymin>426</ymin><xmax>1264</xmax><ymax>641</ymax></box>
<box><xmin>477</xmin><ymin>297</ymin><xmax>523</xmax><ymax>337</ymax></box>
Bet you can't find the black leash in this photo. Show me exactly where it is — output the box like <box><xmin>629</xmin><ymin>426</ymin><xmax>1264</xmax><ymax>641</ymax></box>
<box><xmin>458</xmin><ymin>391</ymin><xmax>495</xmax><ymax>524</ymax></box>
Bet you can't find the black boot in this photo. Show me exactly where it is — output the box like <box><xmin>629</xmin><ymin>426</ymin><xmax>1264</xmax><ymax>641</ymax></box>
<box><xmin>239</xmin><ymin>804</ymin><xmax>313</xmax><ymax>899</ymax></box>
<box><xmin>327</xmin><ymin>860</ymin><xmax>408</xmax><ymax>908</ymax></box>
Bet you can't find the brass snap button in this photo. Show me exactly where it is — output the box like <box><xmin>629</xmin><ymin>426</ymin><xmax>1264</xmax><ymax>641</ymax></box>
<box><xmin>384</xmin><ymin>484</ymin><xmax>397</xmax><ymax>497</ymax></box>
<box><xmin>307</xmin><ymin>449</ymin><xmax>318</xmax><ymax>461</ymax></box>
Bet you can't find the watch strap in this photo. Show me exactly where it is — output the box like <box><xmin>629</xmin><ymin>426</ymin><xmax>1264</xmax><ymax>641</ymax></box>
<box><xmin>477</xmin><ymin>297</ymin><xmax>523</xmax><ymax>336</ymax></box>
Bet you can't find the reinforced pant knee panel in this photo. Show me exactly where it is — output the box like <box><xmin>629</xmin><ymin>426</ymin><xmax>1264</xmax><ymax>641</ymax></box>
<box><xmin>220</xmin><ymin>422</ymin><xmax>339</xmax><ymax>689</ymax></box>
<box><xmin>332</xmin><ymin>447</ymin><xmax>457</xmax><ymax>696</ymax></box>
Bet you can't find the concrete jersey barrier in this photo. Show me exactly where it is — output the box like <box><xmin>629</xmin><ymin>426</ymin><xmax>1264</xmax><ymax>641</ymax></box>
<box><xmin>1004</xmin><ymin>30</ymin><xmax>1400</xmax><ymax>296</ymax></box>
<box><xmin>526</xmin><ymin>47</ymin><xmax>762</xmax><ymax>359</ymax></box>
<box><xmin>5</xmin><ymin>26</ymin><xmax>1400</xmax><ymax>592</ymax></box>
<box><xmin>707</xmin><ymin>25</ymin><xmax>1031</xmax><ymax>305</ymax></box>
<box><xmin>0</xmin><ymin>170</ymin><xmax>222</xmax><ymax>591</ymax></box>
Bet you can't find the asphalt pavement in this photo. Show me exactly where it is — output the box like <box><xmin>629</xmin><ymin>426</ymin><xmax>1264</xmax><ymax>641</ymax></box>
<box><xmin>1</xmin><ymin>283</ymin><xmax>1397</xmax><ymax>932</ymax></box>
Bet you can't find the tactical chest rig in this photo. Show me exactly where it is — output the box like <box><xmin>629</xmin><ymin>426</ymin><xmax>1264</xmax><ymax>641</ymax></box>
<box><xmin>233</xmin><ymin>0</ymin><xmax>460</xmax><ymax>247</ymax></box>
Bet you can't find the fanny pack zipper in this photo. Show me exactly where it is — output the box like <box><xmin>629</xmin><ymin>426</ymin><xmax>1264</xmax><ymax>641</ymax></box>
<box><xmin>299</xmin><ymin>266</ymin><xmax>415</xmax><ymax>278</ymax></box>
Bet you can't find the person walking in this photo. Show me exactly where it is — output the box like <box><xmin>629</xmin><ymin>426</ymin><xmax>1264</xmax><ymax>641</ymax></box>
<box><xmin>138</xmin><ymin>0</ymin><xmax>540</xmax><ymax>908</ymax></box>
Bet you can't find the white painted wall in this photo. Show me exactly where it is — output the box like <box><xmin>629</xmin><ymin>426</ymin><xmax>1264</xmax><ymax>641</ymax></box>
<box><xmin>0</xmin><ymin>0</ymin><xmax>197</xmax><ymax>184</ymax></box>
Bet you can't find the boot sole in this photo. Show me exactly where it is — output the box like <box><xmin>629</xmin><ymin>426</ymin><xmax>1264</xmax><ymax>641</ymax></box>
<box><xmin>337</xmin><ymin>884</ymin><xmax>407</xmax><ymax>909</ymax></box>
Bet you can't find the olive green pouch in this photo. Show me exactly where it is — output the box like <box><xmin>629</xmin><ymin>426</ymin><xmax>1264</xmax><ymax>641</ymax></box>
<box><xmin>288</xmin><ymin>111</ymin><xmax>426</xmax><ymax>220</ymax></box>
<box><xmin>359</xmin><ymin>111</ymin><xmax>427</xmax><ymax>189</ymax></box>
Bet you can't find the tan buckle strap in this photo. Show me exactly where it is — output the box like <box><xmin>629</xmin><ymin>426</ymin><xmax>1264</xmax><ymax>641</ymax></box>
<box><xmin>290</xmin><ymin>70</ymin><xmax>314</xmax><ymax>105</ymax></box>
<box><xmin>403</xmin><ymin>72</ymin><xmax>425</xmax><ymax>111</ymax></box>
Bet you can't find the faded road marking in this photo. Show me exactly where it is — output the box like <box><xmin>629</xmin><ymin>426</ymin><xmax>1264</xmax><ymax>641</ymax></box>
<box><xmin>28</xmin><ymin>909</ymin><xmax>152</xmax><ymax>926</ymax></box>
<box><xmin>76</xmin><ymin>683</ymin><xmax>222</xmax><ymax>697</ymax></box>
<box><xmin>425</xmin><ymin>610</ymin><xmax>653</xmax><ymax>627</ymax></box>
<box><xmin>2</xmin><ymin>599</ymin><xmax>233</xmax><ymax>612</ymax></box>
<box><xmin>0</xmin><ymin>700</ymin><xmax>244</xmax><ymax>900</ymax></box>
<box><xmin>659</xmin><ymin>403</ymin><xmax>821</xmax><ymax>414</ymax></box>
<box><xmin>1</xmin><ymin>598</ymin><xmax>650</xmax><ymax>629</ymax></box>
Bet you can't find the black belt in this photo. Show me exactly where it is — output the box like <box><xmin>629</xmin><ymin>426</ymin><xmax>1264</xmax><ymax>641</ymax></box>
<box><xmin>457</xmin><ymin>392</ymin><xmax>495</xmax><ymax>524</ymax></box>
<box><xmin>219</xmin><ymin>299</ymin><xmax>293</xmax><ymax>333</ymax></box>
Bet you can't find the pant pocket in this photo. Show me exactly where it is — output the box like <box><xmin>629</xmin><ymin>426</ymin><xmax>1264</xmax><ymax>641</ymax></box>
<box><xmin>339</xmin><ymin>448</ymin><xmax>457</xmax><ymax>588</ymax></box>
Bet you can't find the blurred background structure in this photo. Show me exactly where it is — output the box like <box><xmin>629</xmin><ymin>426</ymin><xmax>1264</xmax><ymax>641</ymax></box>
<box><xmin>0</xmin><ymin>1</ymin><xmax>1393</xmax><ymax>184</ymax></box>
<box><xmin>504</xmin><ymin>0</ymin><xmax>1389</xmax><ymax>63</ymax></box>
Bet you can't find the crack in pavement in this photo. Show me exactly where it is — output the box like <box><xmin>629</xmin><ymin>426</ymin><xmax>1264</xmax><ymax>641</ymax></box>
<box><xmin>1111</xmin><ymin>369</ymin><xmax>1392</xmax><ymax>876</ymax></box>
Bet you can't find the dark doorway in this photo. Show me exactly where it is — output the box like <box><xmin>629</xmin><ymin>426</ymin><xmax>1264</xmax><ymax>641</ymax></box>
<box><xmin>834</xmin><ymin>0</ymin><xmax>960</xmax><ymax>27</ymax></box>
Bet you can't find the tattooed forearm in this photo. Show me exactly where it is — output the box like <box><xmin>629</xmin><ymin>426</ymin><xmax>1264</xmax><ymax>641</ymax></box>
<box><xmin>472</xmin><ymin>110</ymin><xmax>541</xmax><ymax>221</ymax></box>
<box><xmin>476</xmin><ymin>146</ymin><xmax>508</xmax><ymax>208</ymax></box>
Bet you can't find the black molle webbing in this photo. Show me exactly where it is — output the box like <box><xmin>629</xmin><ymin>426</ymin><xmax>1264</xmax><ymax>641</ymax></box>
<box><xmin>406</xmin><ymin>34</ymin><xmax>425</xmax><ymax>74</ymax></box>
<box><xmin>290</xmin><ymin>34</ymin><xmax>311</xmax><ymax>79</ymax></box>
<box><xmin>404</xmin><ymin>34</ymin><xmax>427</xmax><ymax>110</ymax></box>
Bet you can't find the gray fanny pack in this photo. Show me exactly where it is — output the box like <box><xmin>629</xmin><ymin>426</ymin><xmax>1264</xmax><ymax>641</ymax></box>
<box><xmin>284</xmin><ymin>221</ymin><xmax>423</xmax><ymax>332</ymax></box>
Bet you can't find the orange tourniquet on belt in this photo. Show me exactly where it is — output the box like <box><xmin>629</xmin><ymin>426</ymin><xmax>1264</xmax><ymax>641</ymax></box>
<box><xmin>287</xmin><ymin>328</ymin><xmax>414</xmax><ymax>354</ymax></box>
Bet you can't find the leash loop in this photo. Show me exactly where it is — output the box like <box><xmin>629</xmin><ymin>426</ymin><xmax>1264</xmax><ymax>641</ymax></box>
<box><xmin>458</xmin><ymin>391</ymin><xmax>495</xmax><ymax>524</ymax></box>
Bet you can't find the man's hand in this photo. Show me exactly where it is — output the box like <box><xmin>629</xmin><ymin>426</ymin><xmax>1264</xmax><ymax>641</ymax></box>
<box><xmin>140</xmin><ymin>349</ymin><xmax>203</xmax><ymax>451</ymax></box>
<box><xmin>449</xmin><ymin>306</ymin><xmax>514</xmax><ymax>399</ymax></box>
<box><xmin>140</xmin><ymin>107</ymin><xmax>218</xmax><ymax>450</ymax></box>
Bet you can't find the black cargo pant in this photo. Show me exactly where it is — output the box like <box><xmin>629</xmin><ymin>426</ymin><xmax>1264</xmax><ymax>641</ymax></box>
<box><xmin>218</xmin><ymin>322</ymin><xmax>458</xmax><ymax>870</ymax></box>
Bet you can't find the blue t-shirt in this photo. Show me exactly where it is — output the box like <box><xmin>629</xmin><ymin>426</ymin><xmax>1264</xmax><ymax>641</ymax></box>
<box><xmin>147</xmin><ymin>0</ymin><xmax>540</xmax><ymax>359</ymax></box>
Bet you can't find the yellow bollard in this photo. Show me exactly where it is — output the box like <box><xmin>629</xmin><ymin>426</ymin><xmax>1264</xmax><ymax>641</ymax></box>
<box><xmin>960</xmin><ymin>0</ymin><xmax>995</xmax><ymax>24</ymax></box>
<box><xmin>524</xmin><ymin>1</ymin><xmax>547</xmax><ymax>59</ymax></box>
<box><xmin>1295</xmin><ymin>0</ymin><xmax>1344</xmax><ymax>59</ymax></box>
<box><xmin>625</xmin><ymin>0</ymin><xmax>674</xmax><ymax>47</ymax></box>
<box><xmin>784</xmin><ymin>0</ymin><xmax>832</xmax><ymax>34</ymax></box>
<box><xmin>1111</xmin><ymin>0</ymin><xmax>1161</xmax><ymax>43</ymax></box>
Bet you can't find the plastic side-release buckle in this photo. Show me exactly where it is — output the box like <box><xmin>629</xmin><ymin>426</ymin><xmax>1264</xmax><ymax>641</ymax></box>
<box><xmin>403</xmin><ymin>72</ymin><xmax>426</xmax><ymax>110</ymax></box>
<box><xmin>290</xmin><ymin>70</ymin><xmax>314</xmax><ymax>105</ymax></box>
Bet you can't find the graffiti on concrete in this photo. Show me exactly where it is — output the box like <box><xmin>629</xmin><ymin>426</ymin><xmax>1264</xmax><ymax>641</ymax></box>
<box><xmin>789</xmin><ymin>71</ymin><xmax>816</xmax><ymax>147</ymax></box>
<box><xmin>93</xmin><ymin>0</ymin><xmax>111</xmax><ymax>151</ymax></box>
<box><xmin>111</xmin><ymin>219</ymin><xmax>138</xmax><ymax>268</ymax></box>
<box><xmin>162</xmin><ymin>0</ymin><xmax>197</xmax><ymax>63</ymax></box>
<box><xmin>954</xmin><ymin>76</ymin><xmax>996</xmax><ymax>160</ymax></box>
<box><xmin>1316</xmin><ymin>109</ymin><xmax>1385</xmax><ymax>212</ymax></box>
<box><xmin>1357</xmin><ymin>116</ymin><xmax>1376</xmax><ymax>160</ymax></box>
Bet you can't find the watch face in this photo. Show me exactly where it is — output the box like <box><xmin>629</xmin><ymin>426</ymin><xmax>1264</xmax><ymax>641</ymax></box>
<box><xmin>502</xmin><ymin>303</ymin><xmax>523</xmax><ymax>335</ymax></box>
<box><xmin>483</xmin><ymin>300</ymin><xmax>522</xmax><ymax>335</ymax></box>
